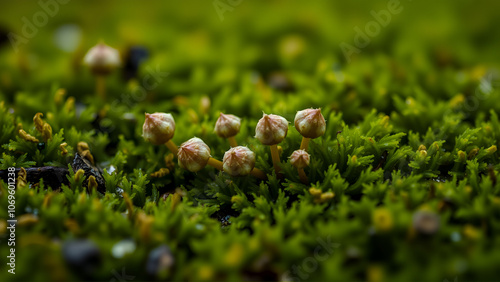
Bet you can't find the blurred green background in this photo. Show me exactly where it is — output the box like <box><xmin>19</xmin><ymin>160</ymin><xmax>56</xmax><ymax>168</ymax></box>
<box><xmin>1</xmin><ymin>0</ymin><xmax>500</xmax><ymax>113</ymax></box>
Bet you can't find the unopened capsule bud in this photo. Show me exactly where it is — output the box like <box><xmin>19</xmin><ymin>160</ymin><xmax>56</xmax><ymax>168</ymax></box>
<box><xmin>255</xmin><ymin>114</ymin><xmax>288</xmax><ymax>145</ymax></box>
<box><xmin>215</xmin><ymin>113</ymin><xmax>241</xmax><ymax>138</ymax></box>
<box><xmin>177</xmin><ymin>137</ymin><xmax>211</xmax><ymax>172</ymax></box>
<box><xmin>83</xmin><ymin>43</ymin><xmax>121</xmax><ymax>75</ymax></box>
<box><xmin>294</xmin><ymin>108</ymin><xmax>326</xmax><ymax>139</ymax></box>
<box><xmin>223</xmin><ymin>146</ymin><xmax>256</xmax><ymax>176</ymax></box>
<box><xmin>143</xmin><ymin>113</ymin><xmax>175</xmax><ymax>145</ymax></box>
<box><xmin>412</xmin><ymin>210</ymin><xmax>440</xmax><ymax>236</ymax></box>
<box><xmin>290</xmin><ymin>150</ymin><xmax>310</xmax><ymax>169</ymax></box>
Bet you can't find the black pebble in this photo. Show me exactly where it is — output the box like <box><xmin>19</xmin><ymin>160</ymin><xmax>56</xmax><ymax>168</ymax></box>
<box><xmin>367</xmin><ymin>233</ymin><xmax>395</xmax><ymax>262</ymax></box>
<box><xmin>0</xmin><ymin>26</ymin><xmax>8</xmax><ymax>47</ymax></box>
<box><xmin>72</xmin><ymin>153</ymin><xmax>106</xmax><ymax>193</ymax></box>
<box><xmin>62</xmin><ymin>239</ymin><xmax>101</xmax><ymax>278</ymax></box>
<box><xmin>146</xmin><ymin>245</ymin><xmax>174</xmax><ymax>276</ymax></box>
<box><xmin>37</xmin><ymin>142</ymin><xmax>46</xmax><ymax>151</ymax></box>
<box><xmin>267</xmin><ymin>72</ymin><xmax>295</xmax><ymax>92</ymax></box>
<box><xmin>123</xmin><ymin>46</ymin><xmax>149</xmax><ymax>80</ymax></box>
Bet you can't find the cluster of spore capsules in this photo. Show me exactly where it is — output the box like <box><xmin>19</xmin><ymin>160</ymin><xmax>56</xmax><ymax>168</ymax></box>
<box><xmin>142</xmin><ymin>109</ymin><xmax>326</xmax><ymax>183</ymax></box>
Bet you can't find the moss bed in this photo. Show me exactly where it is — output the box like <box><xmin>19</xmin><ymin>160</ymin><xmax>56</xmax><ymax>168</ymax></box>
<box><xmin>1</xmin><ymin>1</ymin><xmax>500</xmax><ymax>281</ymax></box>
